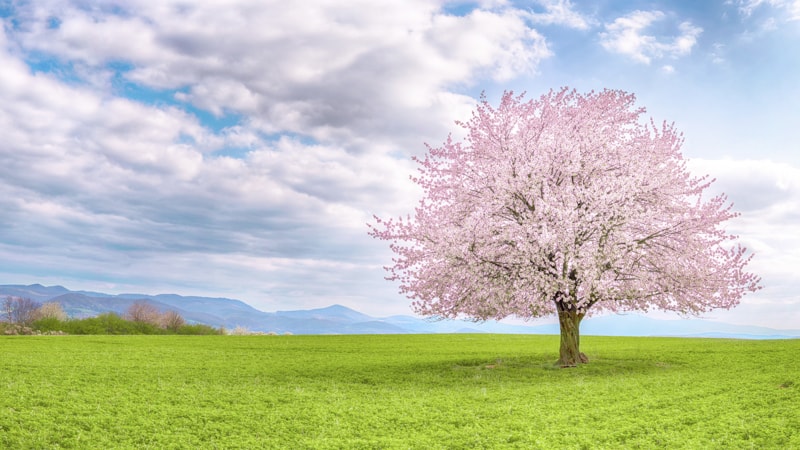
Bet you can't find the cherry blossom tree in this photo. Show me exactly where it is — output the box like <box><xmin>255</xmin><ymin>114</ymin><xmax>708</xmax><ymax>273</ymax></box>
<box><xmin>160</xmin><ymin>310</ymin><xmax>186</xmax><ymax>331</ymax></box>
<box><xmin>125</xmin><ymin>300</ymin><xmax>161</xmax><ymax>326</ymax></box>
<box><xmin>34</xmin><ymin>302</ymin><xmax>68</xmax><ymax>321</ymax></box>
<box><xmin>370</xmin><ymin>88</ymin><xmax>761</xmax><ymax>367</ymax></box>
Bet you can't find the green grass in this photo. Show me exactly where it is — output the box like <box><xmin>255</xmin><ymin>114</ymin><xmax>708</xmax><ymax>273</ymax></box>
<box><xmin>1</xmin><ymin>334</ymin><xmax>798</xmax><ymax>449</ymax></box>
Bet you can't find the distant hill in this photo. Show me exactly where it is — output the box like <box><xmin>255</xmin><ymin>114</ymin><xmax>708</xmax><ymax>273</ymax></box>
<box><xmin>0</xmin><ymin>284</ymin><xmax>405</xmax><ymax>334</ymax></box>
<box><xmin>2</xmin><ymin>284</ymin><xmax>799</xmax><ymax>338</ymax></box>
<box><xmin>0</xmin><ymin>284</ymin><xmax>72</xmax><ymax>302</ymax></box>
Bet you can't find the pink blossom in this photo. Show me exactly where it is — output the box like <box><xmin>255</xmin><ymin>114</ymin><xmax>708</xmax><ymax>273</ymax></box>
<box><xmin>369</xmin><ymin>88</ymin><xmax>761</xmax><ymax>327</ymax></box>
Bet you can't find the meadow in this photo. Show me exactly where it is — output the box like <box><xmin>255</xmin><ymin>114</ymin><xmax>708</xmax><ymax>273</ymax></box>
<box><xmin>1</xmin><ymin>334</ymin><xmax>798</xmax><ymax>449</ymax></box>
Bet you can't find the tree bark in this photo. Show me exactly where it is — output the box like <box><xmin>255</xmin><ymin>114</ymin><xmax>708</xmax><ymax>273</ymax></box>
<box><xmin>556</xmin><ymin>301</ymin><xmax>588</xmax><ymax>367</ymax></box>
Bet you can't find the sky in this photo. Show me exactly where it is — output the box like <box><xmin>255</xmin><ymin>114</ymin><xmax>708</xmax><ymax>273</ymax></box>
<box><xmin>0</xmin><ymin>0</ymin><xmax>798</xmax><ymax>329</ymax></box>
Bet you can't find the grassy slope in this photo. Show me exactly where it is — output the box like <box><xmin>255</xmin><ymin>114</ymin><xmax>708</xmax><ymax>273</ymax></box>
<box><xmin>1</xmin><ymin>334</ymin><xmax>798</xmax><ymax>449</ymax></box>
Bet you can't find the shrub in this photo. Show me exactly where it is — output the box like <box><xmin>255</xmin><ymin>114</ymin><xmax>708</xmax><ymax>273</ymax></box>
<box><xmin>22</xmin><ymin>310</ymin><xmax>222</xmax><ymax>336</ymax></box>
<box><xmin>63</xmin><ymin>313</ymin><xmax>146</xmax><ymax>335</ymax></box>
<box><xmin>30</xmin><ymin>317</ymin><xmax>65</xmax><ymax>333</ymax></box>
<box><xmin>61</xmin><ymin>314</ymin><xmax>112</xmax><ymax>335</ymax></box>
<box><xmin>229</xmin><ymin>326</ymin><xmax>251</xmax><ymax>335</ymax></box>
<box><xmin>177</xmin><ymin>324</ymin><xmax>222</xmax><ymax>335</ymax></box>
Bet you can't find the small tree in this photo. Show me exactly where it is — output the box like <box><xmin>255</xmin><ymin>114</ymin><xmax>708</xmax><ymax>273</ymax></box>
<box><xmin>33</xmin><ymin>302</ymin><xmax>68</xmax><ymax>321</ymax></box>
<box><xmin>2</xmin><ymin>296</ymin><xmax>42</xmax><ymax>326</ymax></box>
<box><xmin>125</xmin><ymin>300</ymin><xmax>161</xmax><ymax>326</ymax></box>
<box><xmin>160</xmin><ymin>310</ymin><xmax>186</xmax><ymax>331</ymax></box>
<box><xmin>370</xmin><ymin>88</ymin><xmax>761</xmax><ymax>367</ymax></box>
<box><xmin>1</xmin><ymin>296</ymin><xmax>10</xmax><ymax>322</ymax></box>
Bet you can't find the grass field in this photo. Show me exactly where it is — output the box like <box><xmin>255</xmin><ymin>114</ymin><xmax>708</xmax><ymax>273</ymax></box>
<box><xmin>1</xmin><ymin>334</ymin><xmax>798</xmax><ymax>449</ymax></box>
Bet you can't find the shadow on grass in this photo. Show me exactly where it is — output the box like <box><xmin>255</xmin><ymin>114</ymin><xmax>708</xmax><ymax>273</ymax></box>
<box><xmin>448</xmin><ymin>354</ymin><xmax>674</xmax><ymax>375</ymax></box>
<box><xmin>316</xmin><ymin>353</ymin><xmax>680</xmax><ymax>388</ymax></box>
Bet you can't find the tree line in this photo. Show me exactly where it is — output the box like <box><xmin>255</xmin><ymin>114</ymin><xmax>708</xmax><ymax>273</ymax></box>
<box><xmin>1</xmin><ymin>296</ymin><xmax>221</xmax><ymax>335</ymax></box>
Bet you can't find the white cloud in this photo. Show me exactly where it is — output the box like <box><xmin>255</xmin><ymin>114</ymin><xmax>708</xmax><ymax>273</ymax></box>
<box><xmin>736</xmin><ymin>0</ymin><xmax>790</xmax><ymax>16</ymax></box>
<box><xmin>735</xmin><ymin>0</ymin><xmax>766</xmax><ymax>17</ymax></box>
<box><xmin>427</xmin><ymin>9</ymin><xmax>551</xmax><ymax>82</ymax></box>
<box><xmin>600</xmin><ymin>10</ymin><xmax>702</xmax><ymax>64</ymax></box>
<box><xmin>9</xmin><ymin>0</ymin><xmax>550</xmax><ymax>153</ymax></box>
<box><xmin>687</xmin><ymin>159</ymin><xmax>800</xmax><ymax>322</ymax></box>
<box><xmin>0</xmin><ymin>1</ymin><xmax>556</xmax><ymax>313</ymax></box>
<box><xmin>710</xmin><ymin>42</ymin><xmax>727</xmax><ymax>64</ymax></box>
<box><xmin>0</xmin><ymin>15</ymin><xmax>425</xmax><ymax>311</ymax></box>
<box><xmin>732</xmin><ymin>0</ymin><xmax>800</xmax><ymax>23</ymax></box>
<box><xmin>525</xmin><ymin>0</ymin><xmax>594</xmax><ymax>30</ymax></box>
<box><xmin>688</xmin><ymin>159</ymin><xmax>800</xmax><ymax>214</ymax></box>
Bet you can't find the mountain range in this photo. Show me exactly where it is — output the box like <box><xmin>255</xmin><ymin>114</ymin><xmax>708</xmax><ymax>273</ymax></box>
<box><xmin>2</xmin><ymin>284</ymin><xmax>798</xmax><ymax>339</ymax></box>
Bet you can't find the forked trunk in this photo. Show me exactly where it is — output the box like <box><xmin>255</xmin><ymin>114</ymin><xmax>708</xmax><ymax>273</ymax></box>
<box><xmin>556</xmin><ymin>302</ymin><xmax>588</xmax><ymax>367</ymax></box>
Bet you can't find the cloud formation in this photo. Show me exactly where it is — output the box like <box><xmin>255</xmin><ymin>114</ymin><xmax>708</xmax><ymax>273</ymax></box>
<box><xmin>10</xmin><ymin>1</ymin><xmax>551</xmax><ymax>153</ymax></box>
<box><xmin>600</xmin><ymin>10</ymin><xmax>702</xmax><ymax>64</ymax></box>
<box><xmin>526</xmin><ymin>0</ymin><xmax>594</xmax><ymax>30</ymax></box>
<box><xmin>734</xmin><ymin>0</ymin><xmax>800</xmax><ymax>20</ymax></box>
<box><xmin>0</xmin><ymin>0</ymin><xmax>557</xmax><ymax>314</ymax></box>
<box><xmin>687</xmin><ymin>158</ymin><xmax>800</xmax><ymax>323</ymax></box>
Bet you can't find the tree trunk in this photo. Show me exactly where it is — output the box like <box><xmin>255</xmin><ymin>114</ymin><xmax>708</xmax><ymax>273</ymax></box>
<box><xmin>556</xmin><ymin>302</ymin><xmax>588</xmax><ymax>367</ymax></box>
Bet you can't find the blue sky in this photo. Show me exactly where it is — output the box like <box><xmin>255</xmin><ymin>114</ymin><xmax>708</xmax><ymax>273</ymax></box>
<box><xmin>0</xmin><ymin>0</ymin><xmax>798</xmax><ymax>329</ymax></box>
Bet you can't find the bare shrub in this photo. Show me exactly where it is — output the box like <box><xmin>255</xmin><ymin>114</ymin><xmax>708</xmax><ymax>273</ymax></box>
<box><xmin>3</xmin><ymin>296</ymin><xmax>42</xmax><ymax>325</ymax></box>
<box><xmin>125</xmin><ymin>300</ymin><xmax>161</xmax><ymax>325</ymax></box>
<box><xmin>160</xmin><ymin>310</ymin><xmax>186</xmax><ymax>331</ymax></box>
<box><xmin>34</xmin><ymin>302</ymin><xmax>68</xmax><ymax>321</ymax></box>
<box><xmin>3</xmin><ymin>324</ymin><xmax>35</xmax><ymax>335</ymax></box>
<box><xmin>2</xmin><ymin>296</ymin><xmax>11</xmax><ymax>322</ymax></box>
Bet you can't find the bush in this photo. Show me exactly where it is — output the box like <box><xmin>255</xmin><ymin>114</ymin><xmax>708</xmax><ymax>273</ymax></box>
<box><xmin>3</xmin><ymin>325</ymin><xmax>34</xmax><ymax>335</ymax></box>
<box><xmin>30</xmin><ymin>317</ymin><xmax>64</xmax><ymax>333</ymax></box>
<box><xmin>20</xmin><ymin>311</ymin><xmax>222</xmax><ymax>336</ymax></box>
<box><xmin>177</xmin><ymin>324</ymin><xmax>222</xmax><ymax>335</ymax></box>
<box><xmin>62</xmin><ymin>314</ymin><xmax>118</xmax><ymax>335</ymax></box>
<box><xmin>59</xmin><ymin>313</ymin><xmax>161</xmax><ymax>335</ymax></box>
<box><xmin>229</xmin><ymin>326</ymin><xmax>251</xmax><ymax>335</ymax></box>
